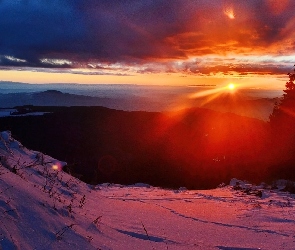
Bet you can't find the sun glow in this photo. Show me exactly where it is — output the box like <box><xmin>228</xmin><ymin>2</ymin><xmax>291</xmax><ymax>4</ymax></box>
<box><xmin>228</xmin><ymin>83</ymin><xmax>235</xmax><ymax>90</ymax></box>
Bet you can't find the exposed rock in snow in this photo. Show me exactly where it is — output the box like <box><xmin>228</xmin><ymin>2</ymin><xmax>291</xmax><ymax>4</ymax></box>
<box><xmin>229</xmin><ymin>178</ymin><xmax>252</xmax><ymax>189</ymax></box>
<box><xmin>128</xmin><ymin>183</ymin><xmax>151</xmax><ymax>188</ymax></box>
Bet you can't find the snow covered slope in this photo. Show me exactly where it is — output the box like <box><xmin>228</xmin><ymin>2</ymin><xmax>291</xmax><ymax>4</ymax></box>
<box><xmin>0</xmin><ymin>131</ymin><xmax>294</xmax><ymax>250</ymax></box>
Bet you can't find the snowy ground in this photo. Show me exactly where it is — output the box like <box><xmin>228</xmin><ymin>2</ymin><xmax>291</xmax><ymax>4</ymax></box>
<box><xmin>0</xmin><ymin>131</ymin><xmax>294</xmax><ymax>250</ymax></box>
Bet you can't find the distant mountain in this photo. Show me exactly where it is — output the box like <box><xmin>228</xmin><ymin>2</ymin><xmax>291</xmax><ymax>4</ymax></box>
<box><xmin>0</xmin><ymin>89</ymin><xmax>278</xmax><ymax>120</ymax></box>
<box><xmin>0</xmin><ymin>90</ymin><xmax>158</xmax><ymax>111</ymax></box>
<box><xmin>191</xmin><ymin>93</ymin><xmax>278</xmax><ymax>121</ymax></box>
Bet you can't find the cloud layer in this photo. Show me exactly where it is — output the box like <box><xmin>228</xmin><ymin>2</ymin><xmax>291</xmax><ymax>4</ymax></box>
<box><xmin>0</xmin><ymin>0</ymin><xmax>295</xmax><ymax>76</ymax></box>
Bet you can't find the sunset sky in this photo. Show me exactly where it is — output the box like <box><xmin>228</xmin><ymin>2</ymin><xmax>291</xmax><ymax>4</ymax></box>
<box><xmin>0</xmin><ymin>0</ymin><xmax>295</xmax><ymax>89</ymax></box>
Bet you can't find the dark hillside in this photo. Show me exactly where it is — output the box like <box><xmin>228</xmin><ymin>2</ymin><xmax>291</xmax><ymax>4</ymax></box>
<box><xmin>0</xmin><ymin>106</ymin><xmax>270</xmax><ymax>189</ymax></box>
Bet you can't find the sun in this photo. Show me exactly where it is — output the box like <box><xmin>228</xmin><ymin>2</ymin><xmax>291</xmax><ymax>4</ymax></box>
<box><xmin>227</xmin><ymin>83</ymin><xmax>235</xmax><ymax>90</ymax></box>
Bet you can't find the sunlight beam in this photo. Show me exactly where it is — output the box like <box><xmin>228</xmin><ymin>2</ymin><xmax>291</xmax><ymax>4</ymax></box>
<box><xmin>189</xmin><ymin>84</ymin><xmax>237</xmax><ymax>99</ymax></box>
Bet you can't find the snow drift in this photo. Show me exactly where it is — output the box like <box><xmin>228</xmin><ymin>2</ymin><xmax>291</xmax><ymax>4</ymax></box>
<box><xmin>0</xmin><ymin>131</ymin><xmax>294</xmax><ymax>249</ymax></box>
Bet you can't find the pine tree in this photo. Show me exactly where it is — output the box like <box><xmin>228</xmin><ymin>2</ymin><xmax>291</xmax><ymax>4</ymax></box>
<box><xmin>270</xmin><ymin>66</ymin><xmax>295</xmax><ymax>127</ymax></box>
<box><xmin>269</xmin><ymin>66</ymin><xmax>295</xmax><ymax>180</ymax></box>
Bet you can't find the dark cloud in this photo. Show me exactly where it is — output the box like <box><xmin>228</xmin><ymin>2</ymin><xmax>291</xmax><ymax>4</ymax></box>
<box><xmin>0</xmin><ymin>1</ymin><xmax>85</xmax><ymax>61</ymax></box>
<box><xmin>0</xmin><ymin>0</ymin><xmax>294</xmax><ymax>75</ymax></box>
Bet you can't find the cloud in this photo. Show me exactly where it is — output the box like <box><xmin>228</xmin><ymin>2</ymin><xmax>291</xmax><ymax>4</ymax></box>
<box><xmin>0</xmin><ymin>66</ymin><xmax>132</xmax><ymax>77</ymax></box>
<box><xmin>131</xmin><ymin>55</ymin><xmax>295</xmax><ymax>76</ymax></box>
<box><xmin>0</xmin><ymin>0</ymin><xmax>294</xmax><ymax>76</ymax></box>
<box><xmin>0</xmin><ymin>1</ymin><xmax>85</xmax><ymax>59</ymax></box>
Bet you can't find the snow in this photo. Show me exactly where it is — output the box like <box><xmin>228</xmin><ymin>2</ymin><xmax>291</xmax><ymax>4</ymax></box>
<box><xmin>0</xmin><ymin>131</ymin><xmax>294</xmax><ymax>249</ymax></box>
<box><xmin>0</xmin><ymin>110</ymin><xmax>15</xmax><ymax>118</ymax></box>
<box><xmin>0</xmin><ymin>109</ymin><xmax>48</xmax><ymax>117</ymax></box>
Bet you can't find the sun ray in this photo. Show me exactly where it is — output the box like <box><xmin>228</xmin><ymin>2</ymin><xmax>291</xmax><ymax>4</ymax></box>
<box><xmin>189</xmin><ymin>84</ymin><xmax>236</xmax><ymax>100</ymax></box>
<box><xmin>186</xmin><ymin>84</ymin><xmax>239</xmax><ymax>109</ymax></box>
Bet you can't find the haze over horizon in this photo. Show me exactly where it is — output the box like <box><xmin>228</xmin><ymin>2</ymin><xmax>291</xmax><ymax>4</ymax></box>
<box><xmin>0</xmin><ymin>1</ymin><xmax>295</xmax><ymax>89</ymax></box>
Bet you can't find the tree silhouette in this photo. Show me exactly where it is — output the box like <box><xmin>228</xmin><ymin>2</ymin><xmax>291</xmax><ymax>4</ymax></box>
<box><xmin>269</xmin><ymin>66</ymin><xmax>295</xmax><ymax>179</ymax></box>
<box><xmin>270</xmin><ymin>66</ymin><xmax>295</xmax><ymax>127</ymax></box>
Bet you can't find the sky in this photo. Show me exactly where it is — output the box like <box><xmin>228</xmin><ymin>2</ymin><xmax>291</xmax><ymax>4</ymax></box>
<box><xmin>0</xmin><ymin>0</ymin><xmax>295</xmax><ymax>89</ymax></box>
